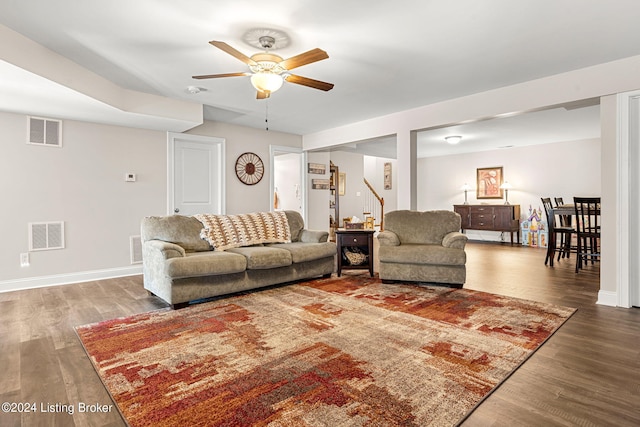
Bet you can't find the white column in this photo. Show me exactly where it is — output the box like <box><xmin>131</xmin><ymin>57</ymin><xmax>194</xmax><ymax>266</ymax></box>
<box><xmin>397</xmin><ymin>129</ymin><xmax>417</xmax><ymax>210</ymax></box>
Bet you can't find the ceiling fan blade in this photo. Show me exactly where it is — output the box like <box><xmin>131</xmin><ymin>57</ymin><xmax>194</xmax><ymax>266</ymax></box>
<box><xmin>192</xmin><ymin>72</ymin><xmax>250</xmax><ymax>79</ymax></box>
<box><xmin>209</xmin><ymin>40</ymin><xmax>256</xmax><ymax>65</ymax></box>
<box><xmin>256</xmin><ymin>90</ymin><xmax>270</xmax><ymax>99</ymax></box>
<box><xmin>279</xmin><ymin>48</ymin><xmax>329</xmax><ymax>70</ymax></box>
<box><xmin>285</xmin><ymin>74</ymin><xmax>334</xmax><ymax>91</ymax></box>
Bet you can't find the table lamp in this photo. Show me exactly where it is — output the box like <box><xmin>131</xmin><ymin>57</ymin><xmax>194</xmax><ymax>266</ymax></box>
<box><xmin>500</xmin><ymin>181</ymin><xmax>512</xmax><ymax>205</ymax></box>
<box><xmin>461</xmin><ymin>183</ymin><xmax>471</xmax><ymax>205</ymax></box>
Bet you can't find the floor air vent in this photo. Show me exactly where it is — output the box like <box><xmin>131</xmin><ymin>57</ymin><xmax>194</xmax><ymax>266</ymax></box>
<box><xmin>29</xmin><ymin>221</ymin><xmax>65</xmax><ymax>251</ymax></box>
<box><xmin>130</xmin><ymin>235</ymin><xmax>143</xmax><ymax>264</ymax></box>
<box><xmin>28</xmin><ymin>116</ymin><xmax>62</xmax><ymax>147</ymax></box>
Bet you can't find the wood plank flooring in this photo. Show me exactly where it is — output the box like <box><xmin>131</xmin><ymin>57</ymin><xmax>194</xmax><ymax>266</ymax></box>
<box><xmin>0</xmin><ymin>242</ymin><xmax>638</xmax><ymax>426</ymax></box>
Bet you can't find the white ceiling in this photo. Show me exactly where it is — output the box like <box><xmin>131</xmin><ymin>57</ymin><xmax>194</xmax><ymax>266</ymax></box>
<box><xmin>0</xmin><ymin>1</ymin><xmax>637</xmax><ymax>156</ymax></box>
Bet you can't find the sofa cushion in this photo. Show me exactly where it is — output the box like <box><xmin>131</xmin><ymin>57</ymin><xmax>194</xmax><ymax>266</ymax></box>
<box><xmin>384</xmin><ymin>210</ymin><xmax>462</xmax><ymax>245</ymax></box>
<box><xmin>226</xmin><ymin>246</ymin><xmax>292</xmax><ymax>270</ymax></box>
<box><xmin>141</xmin><ymin>215</ymin><xmax>211</xmax><ymax>252</ymax></box>
<box><xmin>268</xmin><ymin>241</ymin><xmax>336</xmax><ymax>263</ymax></box>
<box><xmin>284</xmin><ymin>210</ymin><xmax>305</xmax><ymax>242</ymax></box>
<box><xmin>378</xmin><ymin>244</ymin><xmax>466</xmax><ymax>266</ymax></box>
<box><xmin>165</xmin><ymin>251</ymin><xmax>246</xmax><ymax>278</ymax></box>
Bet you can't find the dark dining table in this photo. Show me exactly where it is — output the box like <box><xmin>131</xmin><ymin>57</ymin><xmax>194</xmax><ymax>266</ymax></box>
<box><xmin>546</xmin><ymin>204</ymin><xmax>575</xmax><ymax>267</ymax></box>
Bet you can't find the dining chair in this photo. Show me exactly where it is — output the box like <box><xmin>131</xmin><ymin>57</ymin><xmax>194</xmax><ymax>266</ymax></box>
<box><xmin>553</xmin><ymin>197</ymin><xmax>575</xmax><ymax>256</ymax></box>
<box><xmin>541</xmin><ymin>198</ymin><xmax>575</xmax><ymax>265</ymax></box>
<box><xmin>573</xmin><ymin>197</ymin><xmax>601</xmax><ymax>273</ymax></box>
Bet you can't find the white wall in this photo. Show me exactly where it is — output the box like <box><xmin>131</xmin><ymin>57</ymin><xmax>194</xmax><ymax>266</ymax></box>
<box><xmin>186</xmin><ymin>121</ymin><xmax>302</xmax><ymax>214</ymax></box>
<box><xmin>306</xmin><ymin>151</ymin><xmax>331</xmax><ymax>231</ymax></box>
<box><xmin>417</xmin><ymin>138</ymin><xmax>601</xmax><ymax>241</ymax></box>
<box><xmin>364</xmin><ymin>155</ymin><xmax>398</xmax><ymax>216</ymax></box>
<box><xmin>0</xmin><ymin>111</ymin><xmax>167</xmax><ymax>287</ymax></box>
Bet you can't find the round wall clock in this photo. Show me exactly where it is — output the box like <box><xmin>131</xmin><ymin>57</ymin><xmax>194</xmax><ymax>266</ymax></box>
<box><xmin>235</xmin><ymin>152</ymin><xmax>264</xmax><ymax>185</ymax></box>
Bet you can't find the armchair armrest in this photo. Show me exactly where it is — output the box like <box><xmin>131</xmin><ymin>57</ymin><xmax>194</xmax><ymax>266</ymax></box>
<box><xmin>300</xmin><ymin>229</ymin><xmax>329</xmax><ymax>243</ymax></box>
<box><xmin>442</xmin><ymin>231</ymin><xmax>468</xmax><ymax>249</ymax></box>
<box><xmin>377</xmin><ymin>230</ymin><xmax>400</xmax><ymax>246</ymax></box>
<box><xmin>143</xmin><ymin>240</ymin><xmax>186</xmax><ymax>260</ymax></box>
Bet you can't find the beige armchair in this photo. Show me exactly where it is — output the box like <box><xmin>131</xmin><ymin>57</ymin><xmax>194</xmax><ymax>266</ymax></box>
<box><xmin>377</xmin><ymin>210</ymin><xmax>468</xmax><ymax>285</ymax></box>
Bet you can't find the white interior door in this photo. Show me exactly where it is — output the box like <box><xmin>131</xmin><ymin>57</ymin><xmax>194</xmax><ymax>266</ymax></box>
<box><xmin>270</xmin><ymin>145</ymin><xmax>306</xmax><ymax>222</ymax></box>
<box><xmin>168</xmin><ymin>133</ymin><xmax>225</xmax><ymax>216</ymax></box>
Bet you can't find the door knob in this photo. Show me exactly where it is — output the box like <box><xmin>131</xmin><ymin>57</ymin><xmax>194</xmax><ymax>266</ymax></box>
<box><xmin>174</xmin><ymin>208</ymin><xmax>180</xmax><ymax>213</ymax></box>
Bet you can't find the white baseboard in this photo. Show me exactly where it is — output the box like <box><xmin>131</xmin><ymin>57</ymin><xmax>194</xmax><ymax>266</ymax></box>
<box><xmin>596</xmin><ymin>290</ymin><xmax>618</xmax><ymax>307</ymax></box>
<box><xmin>0</xmin><ymin>265</ymin><xmax>143</xmax><ymax>293</ymax></box>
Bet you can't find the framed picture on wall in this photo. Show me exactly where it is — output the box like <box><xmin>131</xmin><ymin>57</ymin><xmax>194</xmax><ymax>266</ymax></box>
<box><xmin>476</xmin><ymin>166</ymin><xmax>504</xmax><ymax>199</ymax></box>
<box><xmin>312</xmin><ymin>179</ymin><xmax>330</xmax><ymax>190</ymax></box>
<box><xmin>308</xmin><ymin>163</ymin><xmax>326</xmax><ymax>174</ymax></box>
<box><xmin>384</xmin><ymin>162</ymin><xmax>392</xmax><ymax>190</ymax></box>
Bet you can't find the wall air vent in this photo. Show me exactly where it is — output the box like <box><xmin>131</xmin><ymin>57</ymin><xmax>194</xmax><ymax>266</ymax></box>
<box><xmin>28</xmin><ymin>116</ymin><xmax>62</xmax><ymax>147</ymax></box>
<box><xmin>130</xmin><ymin>235</ymin><xmax>143</xmax><ymax>264</ymax></box>
<box><xmin>29</xmin><ymin>221</ymin><xmax>65</xmax><ymax>251</ymax></box>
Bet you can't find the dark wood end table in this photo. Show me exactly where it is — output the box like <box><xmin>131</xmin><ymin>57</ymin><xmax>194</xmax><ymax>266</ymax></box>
<box><xmin>335</xmin><ymin>229</ymin><xmax>375</xmax><ymax>277</ymax></box>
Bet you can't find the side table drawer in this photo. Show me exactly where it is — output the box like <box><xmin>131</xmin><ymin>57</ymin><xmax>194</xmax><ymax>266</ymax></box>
<box><xmin>470</xmin><ymin>207</ymin><xmax>491</xmax><ymax>214</ymax></box>
<box><xmin>470</xmin><ymin>214</ymin><xmax>494</xmax><ymax>229</ymax></box>
<box><xmin>340</xmin><ymin>234</ymin><xmax>369</xmax><ymax>246</ymax></box>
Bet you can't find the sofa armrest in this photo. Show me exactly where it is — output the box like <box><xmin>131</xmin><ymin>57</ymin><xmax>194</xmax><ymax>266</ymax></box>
<box><xmin>300</xmin><ymin>229</ymin><xmax>329</xmax><ymax>243</ymax></box>
<box><xmin>144</xmin><ymin>240</ymin><xmax>186</xmax><ymax>259</ymax></box>
<box><xmin>442</xmin><ymin>231</ymin><xmax>468</xmax><ymax>249</ymax></box>
<box><xmin>377</xmin><ymin>230</ymin><xmax>400</xmax><ymax>246</ymax></box>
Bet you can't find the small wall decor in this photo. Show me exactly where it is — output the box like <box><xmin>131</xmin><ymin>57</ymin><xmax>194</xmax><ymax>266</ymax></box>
<box><xmin>235</xmin><ymin>152</ymin><xmax>264</xmax><ymax>185</ymax></box>
<box><xmin>339</xmin><ymin>172</ymin><xmax>346</xmax><ymax>196</ymax></box>
<box><xmin>384</xmin><ymin>162</ymin><xmax>392</xmax><ymax>190</ymax></box>
<box><xmin>312</xmin><ymin>179</ymin><xmax>330</xmax><ymax>190</ymax></box>
<box><xmin>476</xmin><ymin>166</ymin><xmax>504</xmax><ymax>199</ymax></box>
<box><xmin>307</xmin><ymin>163</ymin><xmax>326</xmax><ymax>174</ymax></box>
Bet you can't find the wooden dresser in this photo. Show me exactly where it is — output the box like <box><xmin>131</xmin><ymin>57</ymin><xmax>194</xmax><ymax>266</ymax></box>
<box><xmin>453</xmin><ymin>204</ymin><xmax>521</xmax><ymax>244</ymax></box>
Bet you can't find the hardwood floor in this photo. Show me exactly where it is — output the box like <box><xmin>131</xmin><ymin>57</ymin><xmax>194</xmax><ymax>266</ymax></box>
<box><xmin>0</xmin><ymin>242</ymin><xmax>638</xmax><ymax>426</ymax></box>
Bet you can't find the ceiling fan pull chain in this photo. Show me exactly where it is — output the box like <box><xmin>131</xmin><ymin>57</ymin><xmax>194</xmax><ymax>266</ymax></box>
<box><xmin>265</xmin><ymin>99</ymin><xmax>269</xmax><ymax>131</ymax></box>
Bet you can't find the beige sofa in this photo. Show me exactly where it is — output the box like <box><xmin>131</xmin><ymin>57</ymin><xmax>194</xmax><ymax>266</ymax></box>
<box><xmin>141</xmin><ymin>211</ymin><xmax>336</xmax><ymax>308</ymax></box>
<box><xmin>377</xmin><ymin>210</ymin><xmax>468</xmax><ymax>285</ymax></box>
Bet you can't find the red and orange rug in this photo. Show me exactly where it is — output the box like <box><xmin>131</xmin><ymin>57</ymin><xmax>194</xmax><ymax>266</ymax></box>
<box><xmin>76</xmin><ymin>275</ymin><xmax>575</xmax><ymax>426</ymax></box>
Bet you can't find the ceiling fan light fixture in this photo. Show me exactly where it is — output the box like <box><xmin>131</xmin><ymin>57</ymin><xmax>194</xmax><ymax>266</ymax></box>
<box><xmin>251</xmin><ymin>72</ymin><xmax>284</xmax><ymax>94</ymax></box>
<box><xmin>193</xmin><ymin>39</ymin><xmax>333</xmax><ymax>98</ymax></box>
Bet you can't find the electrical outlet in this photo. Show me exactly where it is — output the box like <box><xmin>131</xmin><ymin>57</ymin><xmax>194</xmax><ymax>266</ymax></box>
<box><xmin>20</xmin><ymin>252</ymin><xmax>30</xmax><ymax>267</ymax></box>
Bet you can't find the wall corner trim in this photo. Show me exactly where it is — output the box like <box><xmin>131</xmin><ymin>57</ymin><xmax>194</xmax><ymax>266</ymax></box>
<box><xmin>596</xmin><ymin>290</ymin><xmax>620</xmax><ymax>307</ymax></box>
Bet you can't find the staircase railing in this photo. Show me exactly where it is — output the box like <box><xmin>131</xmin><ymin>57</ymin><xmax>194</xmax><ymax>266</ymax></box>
<box><xmin>363</xmin><ymin>178</ymin><xmax>384</xmax><ymax>231</ymax></box>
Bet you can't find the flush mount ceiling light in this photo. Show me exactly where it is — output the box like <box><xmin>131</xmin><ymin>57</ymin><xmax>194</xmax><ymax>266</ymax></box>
<box><xmin>445</xmin><ymin>136</ymin><xmax>462</xmax><ymax>145</ymax></box>
<box><xmin>185</xmin><ymin>86</ymin><xmax>206</xmax><ymax>94</ymax></box>
<box><xmin>192</xmin><ymin>33</ymin><xmax>334</xmax><ymax>99</ymax></box>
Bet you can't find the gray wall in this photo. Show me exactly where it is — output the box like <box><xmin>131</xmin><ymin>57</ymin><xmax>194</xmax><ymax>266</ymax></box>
<box><xmin>1</xmin><ymin>111</ymin><xmax>166</xmax><ymax>286</ymax></box>
<box><xmin>1</xmin><ymin>113</ymin><xmax>304</xmax><ymax>290</ymax></box>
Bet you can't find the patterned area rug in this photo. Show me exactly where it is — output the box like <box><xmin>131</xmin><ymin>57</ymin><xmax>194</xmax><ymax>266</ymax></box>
<box><xmin>76</xmin><ymin>275</ymin><xmax>576</xmax><ymax>426</ymax></box>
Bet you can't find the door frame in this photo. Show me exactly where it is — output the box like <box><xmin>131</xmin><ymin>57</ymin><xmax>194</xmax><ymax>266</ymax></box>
<box><xmin>167</xmin><ymin>132</ymin><xmax>226</xmax><ymax>216</ymax></box>
<box><xmin>270</xmin><ymin>145</ymin><xmax>307</xmax><ymax>224</ymax></box>
<box><xmin>616</xmin><ymin>90</ymin><xmax>640</xmax><ymax>308</ymax></box>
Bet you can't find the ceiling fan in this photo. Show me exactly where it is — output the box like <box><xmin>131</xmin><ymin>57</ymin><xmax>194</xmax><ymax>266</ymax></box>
<box><xmin>192</xmin><ymin>36</ymin><xmax>334</xmax><ymax>99</ymax></box>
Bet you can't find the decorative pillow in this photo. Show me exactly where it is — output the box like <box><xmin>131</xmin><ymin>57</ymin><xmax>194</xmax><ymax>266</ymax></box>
<box><xmin>194</xmin><ymin>211</ymin><xmax>292</xmax><ymax>251</ymax></box>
